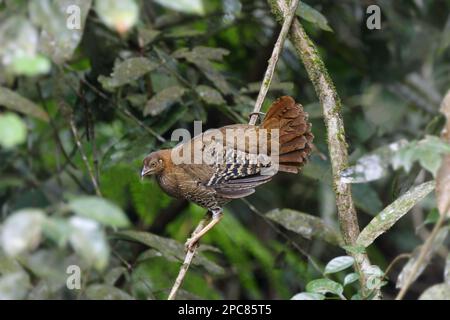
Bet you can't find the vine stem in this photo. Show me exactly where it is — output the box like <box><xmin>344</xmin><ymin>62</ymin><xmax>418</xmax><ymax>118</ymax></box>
<box><xmin>268</xmin><ymin>0</ymin><xmax>375</xmax><ymax>298</ymax></box>
<box><xmin>249</xmin><ymin>0</ymin><xmax>300</xmax><ymax>125</ymax></box>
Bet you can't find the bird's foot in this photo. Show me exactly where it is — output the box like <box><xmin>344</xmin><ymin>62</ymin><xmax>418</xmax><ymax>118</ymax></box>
<box><xmin>184</xmin><ymin>237</ymin><xmax>199</xmax><ymax>252</ymax></box>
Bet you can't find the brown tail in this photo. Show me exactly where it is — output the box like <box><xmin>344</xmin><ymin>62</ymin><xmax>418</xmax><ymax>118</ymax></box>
<box><xmin>262</xmin><ymin>96</ymin><xmax>314</xmax><ymax>173</ymax></box>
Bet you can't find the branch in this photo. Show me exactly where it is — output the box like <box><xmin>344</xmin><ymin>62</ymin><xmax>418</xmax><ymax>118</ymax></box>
<box><xmin>268</xmin><ymin>0</ymin><xmax>376</xmax><ymax>298</ymax></box>
<box><xmin>69</xmin><ymin>113</ymin><xmax>102</xmax><ymax>197</ymax></box>
<box><xmin>167</xmin><ymin>215</ymin><xmax>211</xmax><ymax>300</ymax></box>
<box><xmin>249</xmin><ymin>0</ymin><xmax>300</xmax><ymax>125</ymax></box>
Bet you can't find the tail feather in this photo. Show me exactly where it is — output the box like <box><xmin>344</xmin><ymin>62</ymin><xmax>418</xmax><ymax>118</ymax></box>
<box><xmin>262</xmin><ymin>96</ymin><xmax>313</xmax><ymax>173</ymax></box>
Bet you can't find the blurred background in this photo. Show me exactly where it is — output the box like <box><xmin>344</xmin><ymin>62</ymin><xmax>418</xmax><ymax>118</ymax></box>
<box><xmin>0</xmin><ymin>0</ymin><xmax>449</xmax><ymax>300</ymax></box>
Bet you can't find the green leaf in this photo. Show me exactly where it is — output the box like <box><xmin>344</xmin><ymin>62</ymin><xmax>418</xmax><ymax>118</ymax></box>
<box><xmin>68</xmin><ymin>196</ymin><xmax>130</xmax><ymax>228</ymax></box>
<box><xmin>0</xmin><ymin>271</ymin><xmax>30</xmax><ymax>299</ymax></box>
<box><xmin>393</xmin><ymin>135</ymin><xmax>450</xmax><ymax>177</ymax></box>
<box><xmin>291</xmin><ymin>292</ymin><xmax>325</xmax><ymax>300</ymax></box>
<box><xmin>174</xmin><ymin>47</ymin><xmax>232</xmax><ymax>95</ymax></box>
<box><xmin>297</xmin><ymin>2</ymin><xmax>332</xmax><ymax>32</ymax></box>
<box><xmin>68</xmin><ymin>217</ymin><xmax>110</xmax><ymax>271</ymax></box>
<box><xmin>42</xmin><ymin>217</ymin><xmax>71</xmax><ymax>247</ymax></box>
<box><xmin>306</xmin><ymin>278</ymin><xmax>343</xmax><ymax>296</ymax></box>
<box><xmin>153</xmin><ymin>0</ymin><xmax>205</xmax><ymax>15</ymax></box>
<box><xmin>196</xmin><ymin>85</ymin><xmax>225</xmax><ymax>105</ymax></box>
<box><xmin>344</xmin><ymin>273</ymin><xmax>359</xmax><ymax>286</ymax></box>
<box><xmin>357</xmin><ymin>181</ymin><xmax>435</xmax><ymax>247</ymax></box>
<box><xmin>324</xmin><ymin>256</ymin><xmax>355</xmax><ymax>274</ymax></box>
<box><xmin>115</xmin><ymin>230</ymin><xmax>224</xmax><ymax>275</ymax></box>
<box><xmin>99</xmin><ymin>57</ymin><xmax>158</xmax><ymax>91</ymax></box>
<box><xmin>143</xmin><ymin>86</ymin><xmax>187</xmax><ymax>116</ymax></box>
<box><xmin>95</xmin><ymin>0</ymin><xmax>138</xmax><ymax>34</ymax></box>
<box><xmin>266</xmin><ymin>209</ymin><xmax>343</xmax><ymax>246</ymax></box>
<box><xmin>85</xmin><ymin>284</ymin><xmax>134</xmax><ymax>300</ymax></box>
<box><xmin>419</xmin><ymin>283</ymin><xmax>450</xmax><ymax>300</ymax></box>
<box><xmin>0</xmin><ymin>87</ymin><xmax>49</xmax><ymax>121</ymax></box>
<box><xmin>0</xmin><ymin>209</ymin><xmax>46</xmax><ymax>256</ymax></box>
<box><xmin>0</xmin><ymin>112</ymin><xmax>27</xmax><ymax>149</ymax></box>
<box><xmin>29</xmin><ymin>0</ymin><xmax>92</xmax><ymax>64</ymax></box>
<box><xmin>9</xmin><ymin>54</ymin><xmax>51</xmax><ymax>76</ymax></box>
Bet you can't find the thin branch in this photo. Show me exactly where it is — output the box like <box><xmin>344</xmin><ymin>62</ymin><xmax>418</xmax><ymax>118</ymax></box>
<box><xmin>249</xmin><ymin>0</ymin><xmax>300</xmax><ymax>125</ymax></box>
<box><xmin>167</xmin><ymin>214</ymin><xmax>211</xmax><ymax>300</ymax></box>
<box><xmin>395</xmin><ymin>207</ymin><xmax>448</xmax><ymax>300</ymax></box>
<box><xmin>268</xmin><ymin>0</ymin><xmax>375</xmax><ymax>298</ymax></box>
<box><xmin>69</xmin><ymin>114</ymin><xmax>103</xmax><ymax>197</ymax></box>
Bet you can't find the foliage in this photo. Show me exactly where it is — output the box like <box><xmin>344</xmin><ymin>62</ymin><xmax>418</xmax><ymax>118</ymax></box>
<box><xmin>0</xmin><ymin>0</ymin><xmax>450</xmax><ymax>300</ymax></box>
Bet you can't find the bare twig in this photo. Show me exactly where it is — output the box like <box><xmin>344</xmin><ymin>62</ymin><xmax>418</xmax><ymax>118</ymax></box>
<box><xmin>167</xmin><ymin>214</ymin><xmax>211</xmax><ymax>300</ymax></box>
<box><xmin>395</xmin><ymin>211</ymin><xmax>447</xmax><ymax>300</ymax></box>
<box><xmin>249</xmin><ymin>0</ymin><xmax>299</xmax><ymax>125</ymax></box>
<box><xmin>69</xmin><ymin>114</ymin><xmax>103</xmax><ymax>197</ymax></box>
<box><xmin>268</xmin><ymin>0</ymin><xmax>375</xmax><ymax>298</ymax></box>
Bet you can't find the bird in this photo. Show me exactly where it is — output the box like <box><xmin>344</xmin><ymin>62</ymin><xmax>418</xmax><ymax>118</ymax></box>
<box><xmin>141</xmin><ymin>96</ymin><xmax>313</xmax><ymax>250</ymax></box>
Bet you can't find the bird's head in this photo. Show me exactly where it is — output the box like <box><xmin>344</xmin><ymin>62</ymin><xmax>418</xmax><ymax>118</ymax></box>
<box><xmin>141</xmin><ymin>151</ymin><xmax>165</xmax><ymax>178</ymax></box>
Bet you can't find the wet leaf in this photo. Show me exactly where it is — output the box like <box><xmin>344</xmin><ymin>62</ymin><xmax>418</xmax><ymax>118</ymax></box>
<box><xmin>266</xmin><ymin>209</ymin><xmax>343</xmax><ymax>246</ymax></box>
<box><xmin>153</xmin><ymin>0</ymin><xmax>205</xmax><ymax>15</ymax></box>
<box><xmin>68</xmin><ymin>217</ymin><xmax>110</xmax><ymax>271</ymax></box>
<box><xmin>392</xmin><ymin>135</ymin><xmax>450</xmax><ymax>177</ymax></box>
<box><xmin>98</xmin><ymin>57</ymin><xmax>159</xmax><ymax>91</ymax></box>
<box><xmin>196</xmin><ymin>85</ymin><xmax>225</xmax><ymax>105</ymax></box>
<box><xmin>0</xmin><ymin>271</ymin><xmax>30</xmax><ymax>299</ymax></box>
<box><xmin>138</xmin><ymin>27</ymin><xmax>161</xmax><ymax>47</ymax></box>
<box><xmin>306</xmin><ymin>278</ymin><xmax>343</xmax><ymax>296</ymax></box>
<box><xmin>68</xmin><ymin>196</ymin><xmax>130</xmax><ymax>228</ymax></box>
<box><xmin>143</xmin><ymin>86</ymin><xmax>187</xmax><ymax>116</ymax></box>
<box><xmin>419</xmin><ymin>283</ymin><xmax>450</xmax><ymax>300</ymax></box>
<box><xmin>115</xmin><ymin>230</ymin><xmax>224</xmax><ymax>275</ymax></box>
<box><xmin>174</xmin><ymin>47</ymin><xmax>232</xmax><ymax>95</ymax></box>
<box><xmin>0</xmin><ymin>112</ymin><xmax>27</xmax><ymax>149</ymax></box>
<box><xmin>396</xmin><ymin>228</ymin><xmax>448</xmax><ymax>289</ymax></box>
<box><xmin>291</xmin><ymin>292</ymin><xmax>325</xmax><ymax>300</ymax></box>
<box><xmin>30</xmin><ymin>0</ymin><xmax>92</xmax><ymax>64</ymax></box>
<box><xmin>0</xmin><ymin>209</ymin><xmax>46</xmax><ymax>256</ymax></box>
<box><xmin>85</xmin><ymin>284</ymin><xmax>134</xmax><ymax>300</ymax></box>
<box><xmin>324</xmin><ymin>256</ymin><xmax>354</xmax><ymax>274</ymax></box>
<box><xmin>341</xmin><ymin>140</ymin><xmax>407</xmax><ymax>183</ymax></box>
<box><xmin>357</xmin><ymin>181</ymin><xmax>435</xmax><ymax>247</ymax></box>
<box><xmin>0</xmin><ymin>87</ymin><xmax>49</xmax><ymax>121</ymax></box>
<box><xmin>344</xmin><ymin>273</ymin><xmax>359</xmax><ymax>286</ymax></box>
<box><xmin>297</xmin><ymin>2</ymin><xmax>332</xmax><ymax>32</ymax></box>
<box><xmin>9</xmin><ymin>55</ymin><xmax>51</xmax><ymax>76</ymax></box>
<box><xmin>42</xmin><ymin>217</ymin><xmax>71</xmax><ymax>247</ymax></box>
<box><xmin>0</xmin><ymin>16</ymin><xmax>50</xmax><ymax>76</ymax></box>
<box><xmin>95</xmin><ymin>0</ymin><xmax>138</xmax><ymax>34</ymax></box>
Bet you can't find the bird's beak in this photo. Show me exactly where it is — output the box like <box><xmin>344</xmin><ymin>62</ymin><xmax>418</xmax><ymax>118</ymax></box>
<box><xmin>140</xmin><ymin>166</ymin><xmax>152</xmax><ymax>179</ymax></box>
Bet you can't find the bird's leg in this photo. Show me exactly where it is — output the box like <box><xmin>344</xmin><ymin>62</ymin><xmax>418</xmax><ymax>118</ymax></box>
<box><xmin>185</xmin><ymin>209</ymin><xmax>223</xmax><ymax>251</ymax></box>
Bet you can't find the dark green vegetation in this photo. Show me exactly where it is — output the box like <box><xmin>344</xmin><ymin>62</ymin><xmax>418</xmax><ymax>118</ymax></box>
<box><xmin>0</xmin><ymin>0</ymin><xmax>450</xmax><ymax>300</ymax></box>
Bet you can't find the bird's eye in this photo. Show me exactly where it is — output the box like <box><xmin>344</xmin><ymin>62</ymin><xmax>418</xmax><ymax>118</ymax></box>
<box><xmin>151</xmin><ymin>162</ymin><xmax>156</xmax><ymax>167</ymax></box>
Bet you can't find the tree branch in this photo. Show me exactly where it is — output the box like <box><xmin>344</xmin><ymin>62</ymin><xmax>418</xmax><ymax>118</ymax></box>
<box><xmin>249</xmin><ymin>0</ymin><xmax>299</xmax><ymax>125</ymax></box>
<box><xmin>268</xmin><ymin>0</ymin><xmax>375</xmax><ymax>298</ymax></box>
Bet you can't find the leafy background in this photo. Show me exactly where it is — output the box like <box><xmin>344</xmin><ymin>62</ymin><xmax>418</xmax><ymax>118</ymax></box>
<box><xmin>0</xmin><ymin>0</ymin><xmax>450</xmax><ymax>300</ymax></box>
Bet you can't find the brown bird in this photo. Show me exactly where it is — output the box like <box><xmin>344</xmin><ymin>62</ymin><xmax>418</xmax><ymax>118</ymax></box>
<box><xmin>141</xmin><ymin>96</ymin><xmax>313</xmax><ymax>250</ymax></box>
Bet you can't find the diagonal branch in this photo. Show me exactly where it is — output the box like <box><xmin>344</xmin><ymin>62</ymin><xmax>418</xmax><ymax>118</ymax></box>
<box><xmin>249</xmin><ymin>0</ymin><xmax>300</xmax><ymax>125</ymax></box>
<box><xmin>268</xmin><ymin>0</ymin><xmax>376</xmax><ymax>298</ymax></box>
